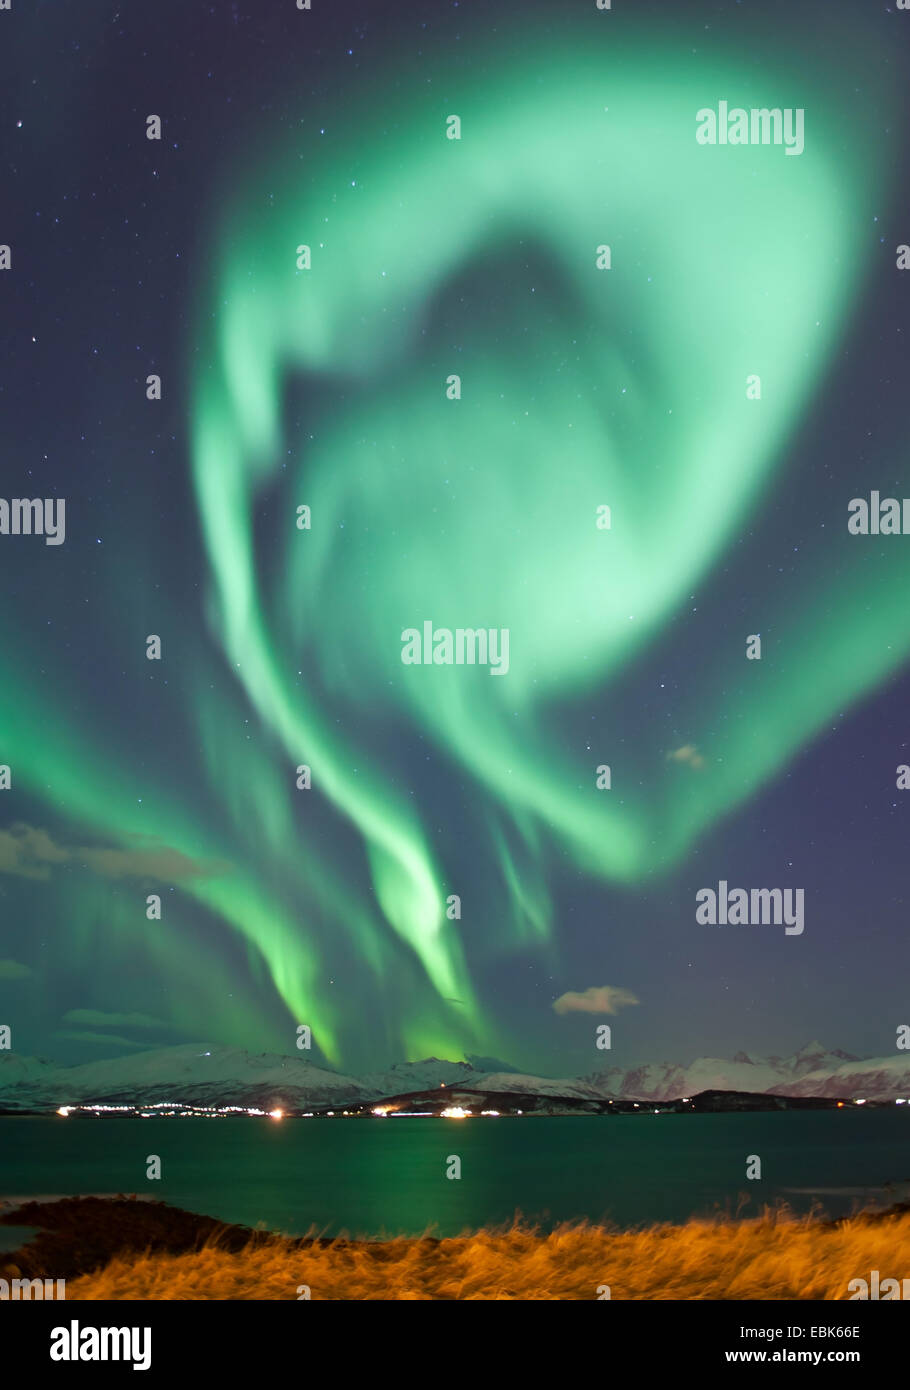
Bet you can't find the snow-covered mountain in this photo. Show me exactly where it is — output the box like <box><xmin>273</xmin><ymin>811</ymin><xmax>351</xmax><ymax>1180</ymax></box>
<box><xmin>581</xmin><ymin>1040</ymin><xmax>865</xmax><ymax>1102</ymax></box>
<box><xmin>772</xmin><ymin>1055</ymin><xmax>910</xmax><ymax>1100</ymax></box>
<box><xmin>0</xmin><ymin>1045</ymin><xmax>363</xmax><ymax>1111</ymax></box>
<box><xmin>470</xmin><ymin>1072</ymin><xmax>604</xmax><ymax>1100</ymax></box>
<box><xmin>359</xmin><ymin>1057</ymin><xmax>487</xmax><ymax>1096</ymax></box>
<box><xmin>1</xmin><ymin>1041</ymin><xmax>907</xmax><ymax>1112</ymax></box>
<box><xmin>0</xmin><ymin>1053</ymin><xmax>58</xmax><ymax>1091</ymax></box>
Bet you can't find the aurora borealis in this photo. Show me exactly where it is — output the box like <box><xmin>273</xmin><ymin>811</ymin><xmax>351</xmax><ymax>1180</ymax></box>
<box><xmin>2</xmin><ymin>0</ymin><xmax>910</xmax><ymax>1076</ymax></box>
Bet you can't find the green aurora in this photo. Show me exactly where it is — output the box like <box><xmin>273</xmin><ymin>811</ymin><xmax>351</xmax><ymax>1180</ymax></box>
<box><xmin>2</xmin><ymin>21</ymin><xmax>909</xmax><ymax>1067</ymax></box>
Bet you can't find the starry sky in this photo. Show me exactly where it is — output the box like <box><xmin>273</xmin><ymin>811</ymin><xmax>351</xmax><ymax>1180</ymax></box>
<box><xmin>1</xmin><ymin>0</ymin><xmax>909</xmax><ymax>1077</ymax></box>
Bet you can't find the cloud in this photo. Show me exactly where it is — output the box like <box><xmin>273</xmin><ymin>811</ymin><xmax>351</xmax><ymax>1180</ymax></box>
<box><xmin>78</xmin><ymin>844</ymin><xmax>224</xmax><ymax>881</ymax></box>
<box><xmin>55</xmin><ymin>1031</ymin><xmax>152</xmax><ymax>1050</ymax></box>
<box><xmin>0</xmin><ymin>959</ymin><xmax>33</xmax><ymax>980</ymax></box>
<box><xmin>0</xmin><ymin>823</ymin><xmax>229</xmax><ymax>884</ymax></box>
<box><xmin>553</xmin><ymin>986</ymin><xmax>639</xmax><ymax>1016</ymax></box>
<box><xmin>62</xmin><ymin>1010</ymin><xmax>172</xmax><ymax>1031</ymax></box>
<box><xmin>0</xmin><ymin>825</ymin><xmax>68</xmax><ymax>880</ymax></box>
<box><xmin>666</xmin><ymin>744</ymin><xmax>706</xmax><ymax>770</ymax></box>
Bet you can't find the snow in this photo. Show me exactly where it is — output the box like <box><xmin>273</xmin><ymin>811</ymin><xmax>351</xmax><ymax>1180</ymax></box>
<box><xmin>1</xmin><ymin>1042</ymin><xmax>908</xmax><ymax>1109</ymax></box>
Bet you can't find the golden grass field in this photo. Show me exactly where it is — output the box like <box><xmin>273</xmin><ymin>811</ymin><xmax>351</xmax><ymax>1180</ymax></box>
<box><xmin>3</xmin><ymin>1196</ymin><xmax>909</xmax><ymax>1299</ymax></box>
<box><xmin>50</xmin><ymin>1203</ymin><xmax>910</xmax><ymax>1300</ymax></box>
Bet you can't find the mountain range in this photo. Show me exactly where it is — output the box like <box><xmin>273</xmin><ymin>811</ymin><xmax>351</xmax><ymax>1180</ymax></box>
<box><xmin>1</xmin><ymin>1040</ymin><xmax>908</xmax><ymax>1112</ymax></box>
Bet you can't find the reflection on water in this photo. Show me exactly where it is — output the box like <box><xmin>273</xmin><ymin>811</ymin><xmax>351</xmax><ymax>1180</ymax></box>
<box><xmin>0</xmin><ymin>1111</ymin><xmax>908</xmax><ymax>1238</ymax></box>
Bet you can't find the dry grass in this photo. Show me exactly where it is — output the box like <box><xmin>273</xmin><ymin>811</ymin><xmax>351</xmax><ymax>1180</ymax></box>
<box><xmin>61</xmin><ymin>1205</ymin><xmax>910</xmax><ymax>1301</ymax></box>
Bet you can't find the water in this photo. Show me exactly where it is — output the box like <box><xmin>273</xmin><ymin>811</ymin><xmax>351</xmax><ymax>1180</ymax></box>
<box><xmin>0</xmin><ymin>1225</ymin><xmax>38</xmax><ymax>1252</ymax></box>
<box><xmin>1</xmin><ymin>1111</ymin><xmax>907</xmax><ymax>1239</ymax></box>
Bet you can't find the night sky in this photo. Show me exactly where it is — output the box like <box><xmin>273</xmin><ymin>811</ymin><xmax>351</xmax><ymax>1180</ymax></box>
<box><xmin>2</xmin><ymin>0</ymin><xmax>909</xmax><ymax>1078</ymax></box>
